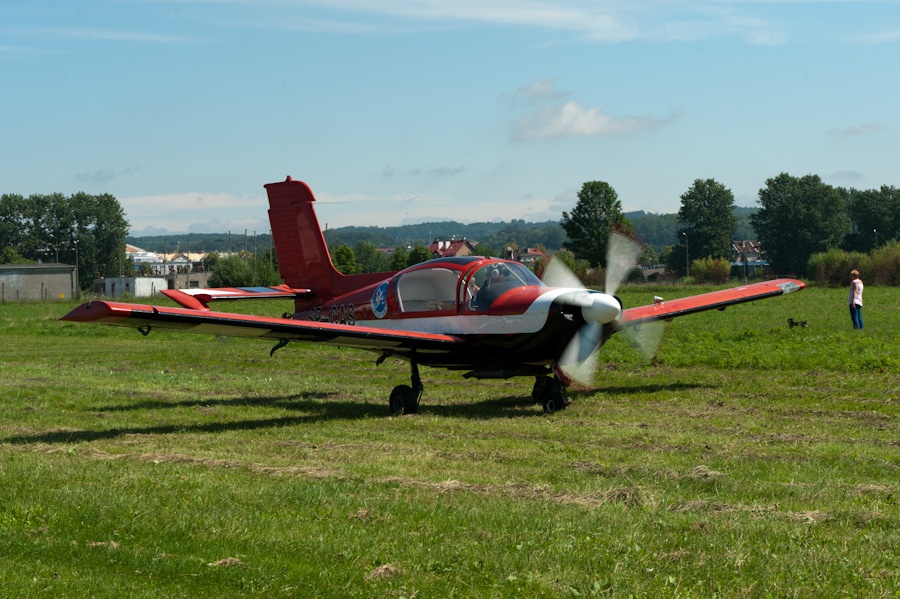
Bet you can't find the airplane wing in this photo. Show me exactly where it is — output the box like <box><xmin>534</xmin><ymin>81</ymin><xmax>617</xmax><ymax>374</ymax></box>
<box><xmin>60</xmin><ymin>300</ymin><xmax>463</xmax><ymax>353</ymax></box>
<box><xmin>618</xmin><ymin>278</ymin><xmax>804</xmax><ymax>328</ymax></box>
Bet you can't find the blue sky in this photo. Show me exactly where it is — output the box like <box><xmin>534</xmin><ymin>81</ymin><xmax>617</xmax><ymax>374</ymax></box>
<box><xmin>2</xmin><ymin>1</ymin><xmax>898</xmax><ymax>235</ymax></box>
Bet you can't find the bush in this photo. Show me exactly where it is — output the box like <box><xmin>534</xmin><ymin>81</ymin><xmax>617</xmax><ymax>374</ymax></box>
<box><xmin>690</xmin><ymin>257</ymin><xmax>731</xmax><ymax>284</ymax></box>
<box><xmin>808</xmin><ymin>248</ymin><xmax>866</xmax><ymax>286</ymax></box>
<box><xmin>210</xmin><ymin>255</ymin><xmax>257</xmax><ymax>287</ymax></box>
<box><xmin>209</xmin><ymin>255</ymin><xmax>282</xmax><ymax>287</ymax></box>
<box><xmin>808</xmin><ymin>242</ymin><xmax>900</xmax><ymax>286</ymax></box>
<box><xmin>868</xmin><ymin>241</ymin><xmax>900</xmax><ymax>285</ymax></box>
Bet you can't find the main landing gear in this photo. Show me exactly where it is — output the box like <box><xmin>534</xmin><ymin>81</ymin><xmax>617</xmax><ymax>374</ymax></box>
<box><xmin>388</xmin><ymin>353</ymin><xmax>423</xmax><ymax>416</ymax></box>
<box><xmin>532</xmin><ymin>374</ymin><xmax>570</xmax><ymax>414</ymax></box>
<box><xmin>380</xmin><ymin>351</ymin><xmax>569</xmax><ymax>416</ymax></box>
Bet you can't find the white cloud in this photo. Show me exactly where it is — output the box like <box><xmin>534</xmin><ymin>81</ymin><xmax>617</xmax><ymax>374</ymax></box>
<box><xmin>508</xmin><ymin>80</ymin><xmax>678</xmax><ymax>141</ymax></box>
<box><xmin>512</xmin><ymin>100</ymin><xmax>676</xmax><ymax>140</ymax></box>
<box><xmin>244</xmin><ymin>0</ymin><xmax>806</xmax><ymax>43</ymax></box>
<box><xmin>121</xmin><ymin>192</ymin><xmax>268</xmax><ymax>234</ymax></box>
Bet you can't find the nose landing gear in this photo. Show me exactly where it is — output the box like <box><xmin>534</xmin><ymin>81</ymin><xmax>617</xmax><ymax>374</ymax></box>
<box><xmin>532</xmin><ymin>374</ymin><xmax>570</xmax><ymax>414</ymax></box>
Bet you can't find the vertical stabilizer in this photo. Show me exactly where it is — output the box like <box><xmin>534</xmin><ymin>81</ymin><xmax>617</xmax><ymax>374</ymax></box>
<box><xmin>265</xmin><ymin>177</ymin><xmax>393</xmax><ymax>311</ymax></box>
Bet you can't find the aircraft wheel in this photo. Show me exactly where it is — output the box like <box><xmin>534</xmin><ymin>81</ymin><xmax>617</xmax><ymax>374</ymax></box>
<box><xmin>542</xmin><ymin>396</ymin><xmax>559</xmax><ymax>414</ymax></box>
<box><xmin>532</xmin><ymin>375</ymin><xmax>550</xmax><ymax>402</ymax></box>
<box><xmin>404</xmin><ymin>390</ymin><xmax>419</xmax><ymax>414</ymax></box>
<box><xmin>541</xmin><ymin>379</ymin><xmax>569</xmax><ymax>414</ymax></box>
<box><xmin>389</xmin><ymin>384</ymin><xmax>417</xmax><ymax>415</ymax></box>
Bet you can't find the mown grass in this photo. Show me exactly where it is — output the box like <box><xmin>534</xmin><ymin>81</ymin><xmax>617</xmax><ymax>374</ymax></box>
<box><xmin>1</xmin><ymin>286</ymin><xmax>899</xmax><ymax>598</ymax></box>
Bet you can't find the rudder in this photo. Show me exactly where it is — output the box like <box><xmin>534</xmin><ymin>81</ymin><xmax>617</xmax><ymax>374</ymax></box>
<box><xmin>265</xmin><ymin>176</ymin><xmax>393</xmax><ymax>312</ymax></box>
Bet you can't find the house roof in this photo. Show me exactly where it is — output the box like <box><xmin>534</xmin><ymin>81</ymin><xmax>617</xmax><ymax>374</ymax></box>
<box><xmin>428</xmin><ymin>239</ymin><xmax>475</xmax><ymax>258</ymax></box>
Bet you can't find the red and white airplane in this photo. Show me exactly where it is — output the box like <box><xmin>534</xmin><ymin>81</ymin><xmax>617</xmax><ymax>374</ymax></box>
<box><xmin>62</xmin><ymin>176</ymin><xmax>805</xmax><ymax>414</ymax></box>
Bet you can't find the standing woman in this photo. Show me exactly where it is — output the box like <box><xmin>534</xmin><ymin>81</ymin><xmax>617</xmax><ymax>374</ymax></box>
<box><xmin>849</xmin><ymin>269</ymin><xmax>864</xmax><ymax>329</ymax></box>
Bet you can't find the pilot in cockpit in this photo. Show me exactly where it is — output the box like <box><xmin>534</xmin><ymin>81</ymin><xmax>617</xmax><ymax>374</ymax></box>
<box><xmin>474</xmin><ymin>266</ymin><xmax>512</xmax><ymax>310</ymax></box>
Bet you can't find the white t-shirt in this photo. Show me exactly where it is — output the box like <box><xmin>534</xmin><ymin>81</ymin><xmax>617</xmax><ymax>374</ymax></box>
<box><xmin>848</xmin><ymin>278</ymin><xmax>863</xmax><ymax>307</ymax></box>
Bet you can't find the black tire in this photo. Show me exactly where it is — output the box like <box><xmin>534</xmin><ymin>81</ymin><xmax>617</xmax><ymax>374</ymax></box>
<box><xmin>532</xmin><ymin>375</ymin><xmax>550</xmax><ymax>402</ymax></box>
<box><xmin>541</xmin><ymin>377</ymin><xmax>569</xmax><ymax>413</ymax></box>
<box><xmin>543</xmin><ymin>396</ymin><xmax>558</xmax><ymax>414</ymax></box>
<box><xmin>389</xmin><ymin>385</ymin><xmax>413</xmax><ymax>415</ymax></box>
<box><xmin>403</xmin><ymin>388</ymin><xmax>419</xmax><ymax>414</ymax></box>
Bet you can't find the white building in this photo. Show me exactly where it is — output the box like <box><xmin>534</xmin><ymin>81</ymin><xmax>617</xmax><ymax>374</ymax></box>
<box><xmin>97</xmin><ymin>276</ymin><xmax>169</xmax><ymax>298</ymax></box>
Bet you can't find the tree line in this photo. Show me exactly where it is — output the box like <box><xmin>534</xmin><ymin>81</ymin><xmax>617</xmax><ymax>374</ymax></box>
<box><xmin>561</xmin><ymin>173</ymin><xmax>900</xmax><ymax>282</ymax></box>
<box><xmin>6</xmin><ymin>171</ymin><xmax>898</xmax><ymax>291</ymax></box>
<box><xmin>0</xmin><ymin>192</ymin><xmax>129</xmax><ymax>291</ymax></box>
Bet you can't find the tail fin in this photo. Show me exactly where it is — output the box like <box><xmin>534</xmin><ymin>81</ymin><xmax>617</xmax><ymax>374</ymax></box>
<box><xmin>265</xmin><ymin>177</ymin><xmax>393</xmax><ymax>311</ymax></box>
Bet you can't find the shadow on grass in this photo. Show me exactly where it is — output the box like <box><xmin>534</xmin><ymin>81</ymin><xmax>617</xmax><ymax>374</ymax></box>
<box><xmin>94</xmin><ymin>391</ymin><xmax>334</xmax><ymax>412</ymax></box>
<box><xmin>422</xmin><ymin>394</ymin><xmax>544</xmax><ymax>419</ymax></box>
<box><xmin>4</xmin><ymin>382</ymin><xmax>719</xmax><ymax>446</ymax></box>
<box><xmin>3</xmin><ymin>393</ymin><xmax>546</xmax><ymax>446</ymax></box>
<box><xmin>4</xmin><ymin>395</ymin><xmax>374</xmax><ymax>445</ymax></box>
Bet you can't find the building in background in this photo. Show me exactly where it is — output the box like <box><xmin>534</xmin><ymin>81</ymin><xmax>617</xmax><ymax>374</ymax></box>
<box><xmin>0</xmin><ymin>264</ymin><xmax>78</xmax><ymax>301</ymax></box>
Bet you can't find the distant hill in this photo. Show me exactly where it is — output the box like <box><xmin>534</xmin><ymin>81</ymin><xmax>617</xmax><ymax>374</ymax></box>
<box><xmin>627</xmin><ymin>206</ymin><xmax>758</xmax><ymax>250</ymax></box>
<box><xmin>126</xmin><ymin>232</ymin><xmax>275</xmax><ymax>255</ymax></box>
<box><xmin>127</xmin><ymin>207</ymin><xmax>759</xmax><ymax>255</ymax></box>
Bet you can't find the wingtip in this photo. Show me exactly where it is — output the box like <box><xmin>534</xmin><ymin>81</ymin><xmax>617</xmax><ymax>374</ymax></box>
<box><xmin>60</xmin><ymin>301</ymin><xmax>113</xmax><ymax>322</ymax></box>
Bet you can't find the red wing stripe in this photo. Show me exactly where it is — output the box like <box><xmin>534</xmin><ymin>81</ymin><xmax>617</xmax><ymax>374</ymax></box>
<box><xmin>61</xmin><ymin>301</ymin><xmax>463</xmax><ymax>350</ymax></box>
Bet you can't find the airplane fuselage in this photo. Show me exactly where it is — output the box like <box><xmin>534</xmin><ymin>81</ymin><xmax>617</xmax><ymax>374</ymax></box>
<box><xmin>293</xmin><ymin>255</ymin><xmax>598</xmax><ymax>375</ymax></box>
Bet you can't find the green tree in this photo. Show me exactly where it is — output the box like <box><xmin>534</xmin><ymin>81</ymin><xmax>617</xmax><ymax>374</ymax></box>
<box><xmin>638</xmin><ymin>243</ymin><xmax>658</xmax><ymax>267</ymax></box>
<box><xmin>659</xmin><ymin>245</ymin><xmax>680</xmax><ymax>276</ymax></box>
<box><xmin>331</xmin><ymin>244</ymin><xmax>361</xmax><ymax>274</ymax></box>
<box><xmin>207</xmin><ymin>252</ymin><xmax>281</xmax><ymax>287</ymax></box>
<box><xmin>0</xmin><ymin>192</ymin><xmax>129</xmax><ymax>290</ymax></box>
<box><xmin>561</xmin><ymin>181</ymin><xmax>633</xmax><ymax>267</ymax></box>
<box><xmin>677</xmin><ymin>179</ymin><xmax>737</xmax><ymax>260</ymax></box>
<box><xmin>407</xmin><ymin>244</ymin><xmax>432</xmax><ymax>266</ymax></box>
<box><xmin>390</xmin><ymin>246</ymin><xmax>410</xmax><ymax>271</ymax></box>
<box><xmin>254</xmin><ymin>248</ymin><xmax>283</xmax><ymax>286</ymax></box>
<box><xmin>474</xmin><ymin>242</ymin><xmax>498</xmax><ymax>258</ymax></box>
<box><xmin>68</xmin><ymin>192</ymin><xmax>130</xmax><ymax>287</ymax></box>
<box><xmin>0</xmin><ymin>194</ymin><xmax>26</xmax><ymax>252</ymax></box>
<box><xmin>845</xmin><ymin>185</ymin><xmax>900</xmax><ymax>252</ymax></box>
<box><xmin>628</xmin><ymin>211</ymin><xmax>680</xmax><ymax>252</ymax></box>
<box><xmin>751</xmin><ymin>173</ymin><xmax>849</xmax><ymax>276</ymax></box>
<box><xmin>354</xmin><ymin>240</ymin><xmax>391</xmax><ymax>273</ymax></box>
<box><xmin>202</xmin><ymin>251</ymin><xmax>220</xmax><ymax>272</ymax></box>
<box><xmin>0</xmin><ymin>246</ymin><xmax>32</xmax><ymax>264</ymax></box>
<box><xmin>209</xmin><ymin>255</ymin><xmax>256</xmax><ymax>287</ymax></box>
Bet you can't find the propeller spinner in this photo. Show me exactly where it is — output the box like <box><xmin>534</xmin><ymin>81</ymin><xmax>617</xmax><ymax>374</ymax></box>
<box><xmin>543</xmin><ymin>232</ymin><xmax>642</xmax><ymax>386</ymax></box>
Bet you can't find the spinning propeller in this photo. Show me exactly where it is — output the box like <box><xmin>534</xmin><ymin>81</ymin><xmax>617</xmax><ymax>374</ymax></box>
<box><xmin>543</xmin><ymin>233</ymin><xmax>662</xmax><ymax>386</ymax></box>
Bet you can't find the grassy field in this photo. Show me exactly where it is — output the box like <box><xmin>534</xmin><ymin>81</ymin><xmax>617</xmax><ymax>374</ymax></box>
<box><xmin>1</xmin><ymin>285</ymin><xmax>898</xmax><ymax>598</ymax></box>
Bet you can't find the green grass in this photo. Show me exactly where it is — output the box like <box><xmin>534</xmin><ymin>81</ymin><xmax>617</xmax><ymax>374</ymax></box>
<box><xmin>1</xmin><ymin>286</ymin><xmax>899</xmax><ymax>597</ymax></box>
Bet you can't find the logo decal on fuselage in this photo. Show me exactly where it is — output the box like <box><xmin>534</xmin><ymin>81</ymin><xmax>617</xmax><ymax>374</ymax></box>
<box><xmin>371</xmin><ymin>281</ymin><xmax>389</xmax><ymax>319</ymax></box>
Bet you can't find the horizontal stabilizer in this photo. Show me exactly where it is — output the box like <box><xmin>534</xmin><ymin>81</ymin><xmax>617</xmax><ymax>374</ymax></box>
<box><xmin>161</xmin><ymin>286</ymin><xmax>311</xmax><ymax>310</ymax></box>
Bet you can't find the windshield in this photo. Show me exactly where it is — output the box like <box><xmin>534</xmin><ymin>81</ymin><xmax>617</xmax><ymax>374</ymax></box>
<box><xmin>468</xmin><ymin>261</ymin><xmax>541</xmax><ymax>310</ymax></box>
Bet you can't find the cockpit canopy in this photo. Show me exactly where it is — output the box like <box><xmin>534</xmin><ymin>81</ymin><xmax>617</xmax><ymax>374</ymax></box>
<box><xmin>393</xmin><ymin>257</ymin><xmax>542</xmax><ymax>314</ymax></box>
